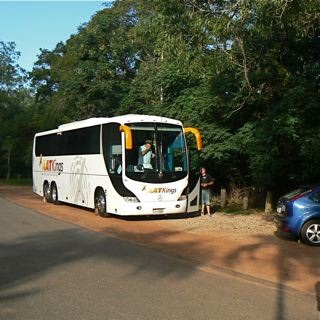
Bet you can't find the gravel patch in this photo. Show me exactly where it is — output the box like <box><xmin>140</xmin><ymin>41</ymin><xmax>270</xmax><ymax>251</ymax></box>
<box><xmin>165</xmin><ymin>211</ymin><xmax>277</xmax><ymax>235</ymax></box>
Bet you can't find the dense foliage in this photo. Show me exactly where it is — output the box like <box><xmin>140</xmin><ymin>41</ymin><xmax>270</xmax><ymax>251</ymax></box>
<box><xmin>1</xmin><ymin>0</ymin><xmax>319</xmax><ymax>200</ymax></box>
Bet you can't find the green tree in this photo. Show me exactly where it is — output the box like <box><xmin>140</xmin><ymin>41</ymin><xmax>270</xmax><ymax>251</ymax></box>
<box><xmin>26</xmin><ymin>0</ymin><xmax>320</xmax><ymax>198</ymax></box>
<box><xmin>30</xmin><ymin>1</ymin><xmax>139</xmax><ymax>122</ymax></box>
<box><xmin>205</xmin><ymin>0</ymin><xmax>320</xmax><ymax>193</ymax></box>
<box><xmin>0</xmin><ymin>41</ymin><xmax>32</xmax><ymax>179</ymax></box>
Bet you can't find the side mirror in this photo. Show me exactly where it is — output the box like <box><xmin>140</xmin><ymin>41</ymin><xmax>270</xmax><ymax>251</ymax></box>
<box><xmin>184</xmin><ymin>127</ymin><xmax>203</xmax><ymax>151</ymax></box>
<box><xmin>119</xmin><ymin>125</ymin><xmax>133</xmax><ymax>149</ymax></box>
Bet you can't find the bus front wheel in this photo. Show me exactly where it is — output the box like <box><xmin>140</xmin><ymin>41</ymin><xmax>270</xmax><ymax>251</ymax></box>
<box><xmin>95</xmin><ymin>189</ymin><xmax>107</xmax><ymax>217</ymax></box>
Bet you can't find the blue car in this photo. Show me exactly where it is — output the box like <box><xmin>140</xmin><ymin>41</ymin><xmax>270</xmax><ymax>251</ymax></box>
<box><xmin>275</xmin><ymin>184</ymin><xmax>320</xmax><ymax>246</ymax></box>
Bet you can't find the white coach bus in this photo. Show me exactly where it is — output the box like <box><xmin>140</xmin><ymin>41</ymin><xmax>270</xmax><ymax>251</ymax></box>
<box><xmin>32</xmin><ymin>114</ymin><xmax>203</xmax><ymax>217</ymax></box>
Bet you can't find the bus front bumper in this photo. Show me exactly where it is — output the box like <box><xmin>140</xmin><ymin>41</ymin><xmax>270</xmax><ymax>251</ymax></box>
<box><xmin>113</xmin><ymin>200</ymin><xmax>188</xmax><ymax>216</ymax></box>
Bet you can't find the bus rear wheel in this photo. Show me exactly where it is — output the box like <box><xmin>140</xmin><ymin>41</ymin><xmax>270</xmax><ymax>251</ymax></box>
<box><xmin>51</xmin><ymin>182</ymin><xmax>59</xmax><ymax>205</ymax></box>
<box><xmin>95</xmin><ymin>189</ymin><xmax>107</xmax><ymax>217</ymax></box>
<box><xmin>43</xmin><ymin>182</ymin><xmax>52</xmax><ymax>203</ymax></box>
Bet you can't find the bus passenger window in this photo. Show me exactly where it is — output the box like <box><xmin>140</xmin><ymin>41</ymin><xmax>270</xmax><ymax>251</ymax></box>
<box><xmin>111</xmin><ymin>154</ymin><xmax>122</xmax><ymax>174</ymax></box>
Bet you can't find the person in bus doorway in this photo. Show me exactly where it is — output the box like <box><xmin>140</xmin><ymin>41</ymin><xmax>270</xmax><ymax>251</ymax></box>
<box><xmin>138</xmin><ymin>139</ymin><xmax>155</xmax><ymax>170</ymax></box>
<box><xmin>200</xmin><ymin>166</ymin><xmax>214</xmax><ymax>216</ymax></box>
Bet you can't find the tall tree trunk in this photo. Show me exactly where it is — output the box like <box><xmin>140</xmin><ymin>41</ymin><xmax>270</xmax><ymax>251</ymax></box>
<box><xmin>6</xmin><ymin>146</ymin><xmax>12</xmax><ymax>181</ymax></box>
<box><xmin>220</xmin><ymin>188</ymin><xmax>226</xmax><ymax>208</ymax></box>
<box><xmin>265</xmin><ymin>191</ymin><xmax>272</xmax><ymax>214</ymax></box>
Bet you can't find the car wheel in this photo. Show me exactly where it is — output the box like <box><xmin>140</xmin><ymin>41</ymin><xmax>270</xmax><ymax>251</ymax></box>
<box><xmin>301</xmin><ymin>220</ymin><xmax>320</xmax><ymax>246</ymax></box>
<box><xmin>43</xmin><ymin>182</ymin><xmax>52</xmax><ymax>203</ymax></box>
<box><xmin>51</xmin><ymin>182</ymin><xmax>59</xmax><ymax>205</ymax></box>
<box><xmin>95</xmin><ymin>189</ymin><xmax>108</xmax><ymax>217</ymax></box>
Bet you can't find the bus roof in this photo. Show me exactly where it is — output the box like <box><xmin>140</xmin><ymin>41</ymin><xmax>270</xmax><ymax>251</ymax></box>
<box><xmin>35</xmin><ymin>114</ymin><xmax>183</xmax><ymax>136</ymax></box>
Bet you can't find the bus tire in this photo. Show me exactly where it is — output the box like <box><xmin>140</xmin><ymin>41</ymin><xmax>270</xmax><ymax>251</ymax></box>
<box><xmin>51</xmin><ymin>182</ymin><xmax>59</xmax><ymax>205</ymax></box>
<box><xmin>95</xmin><ymin>188</ymin><xmax>107</xmax><ymax>217</ymax></box>
<box><xmin>43</xmin><ymin>182</ymin><xmax>52</xmax><ymax>203</ymax></box>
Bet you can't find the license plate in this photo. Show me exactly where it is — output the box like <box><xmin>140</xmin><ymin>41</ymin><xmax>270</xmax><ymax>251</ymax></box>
<box><xmin>153</xmin><ymin>208</ymin><xmax>164</xmax><ymax>214</ymax></box>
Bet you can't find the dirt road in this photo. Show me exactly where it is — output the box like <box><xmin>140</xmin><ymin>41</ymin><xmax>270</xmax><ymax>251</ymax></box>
<box><xmin>1</xmin><ymin>185</ymin><xmax>319</xmax><ymax>298</ymax></box>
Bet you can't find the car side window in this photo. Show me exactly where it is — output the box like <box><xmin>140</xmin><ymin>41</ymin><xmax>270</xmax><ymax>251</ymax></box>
<box><xmin>310</xmin><ymin>191</ymin><xmax>320</xmax><ymax>203</ymax></box>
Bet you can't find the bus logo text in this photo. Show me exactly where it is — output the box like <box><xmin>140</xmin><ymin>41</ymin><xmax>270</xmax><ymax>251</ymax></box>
<box><xmin>42</xmin><ymin>159</ymin><xmax>64</xmax><ymax>175</ymax></box>
<box><xmin>142</xmin><ymin>185</ymin><xmax>176</xmax><ymax>194</ymax></box>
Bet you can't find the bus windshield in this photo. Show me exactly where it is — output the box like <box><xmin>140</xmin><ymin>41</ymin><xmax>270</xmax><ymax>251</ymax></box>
<box><xmin>125</xmin><ymin>122</ymin><xmax>187</xmax><ymax>183</ymax></box>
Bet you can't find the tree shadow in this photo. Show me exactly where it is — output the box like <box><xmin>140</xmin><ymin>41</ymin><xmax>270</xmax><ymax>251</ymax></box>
<box><xmin>222</xmin><ymin>233</ymin><xmax>320</xmax><ymax>319</ymax></box>
<box><xmin>274</xmin><ymin>230</ymin><xmax>299</xmax><ymax>243</ymax></box>
<box><xmin>0</xmin><ymin>226</ymin><xmax>214</xmax><ymax>305</ymax></box>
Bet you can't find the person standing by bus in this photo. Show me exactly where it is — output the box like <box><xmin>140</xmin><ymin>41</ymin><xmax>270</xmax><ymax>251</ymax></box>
<box><xmin>200</xmin><ymin>167</ymin><xmax>214</xmax><ymax>216</ymax></box>
<box><xmin>138</xmin><ymin>139</ymin><xmax>155</xmax><ymax>169</ymax></box>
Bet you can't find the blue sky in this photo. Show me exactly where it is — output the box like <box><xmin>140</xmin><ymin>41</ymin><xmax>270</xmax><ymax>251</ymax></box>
<box><xmin>0</xmin><ymin>1</ymin><xmax>110</xmax><ymax>71</ymax></box>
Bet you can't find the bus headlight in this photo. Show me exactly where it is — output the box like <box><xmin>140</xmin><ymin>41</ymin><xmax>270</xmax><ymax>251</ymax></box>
<box><xmin>178</xmin><ymin>195</ymin><xmax>187</xmax><ymax>201</ymax></box>
<box><xmin>124</xmin><ymin>196</ymin><xmax>140</xmax><ymax>203</ymax></box>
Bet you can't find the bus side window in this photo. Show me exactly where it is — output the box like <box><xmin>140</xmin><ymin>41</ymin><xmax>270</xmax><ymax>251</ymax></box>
<box><xmin>102</xmin><ymin>123</ymin><xmax>122</xmax><ymax>174</ymax></box>
<box><xmin>110</xmin><ymin>154</ymin><xmax>122</xmax><ymax>174</ymax></box>
<box><xmin>110</xmin><ymin>145</ymin><xmax>122</xmax><ymax>174</ymax></box>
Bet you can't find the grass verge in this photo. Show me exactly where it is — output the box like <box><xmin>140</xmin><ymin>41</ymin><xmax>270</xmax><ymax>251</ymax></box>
<box><xmin>0</xmin><ymin>178</ymin><xmax>32</xmax><ymax>186</ymax></box>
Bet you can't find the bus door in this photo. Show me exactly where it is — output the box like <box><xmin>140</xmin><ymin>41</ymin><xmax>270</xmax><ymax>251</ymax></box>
<box><xmin>185</xmin><ymin>128</ymin><xmax>202</xmax><ymax>213</ymax></box>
